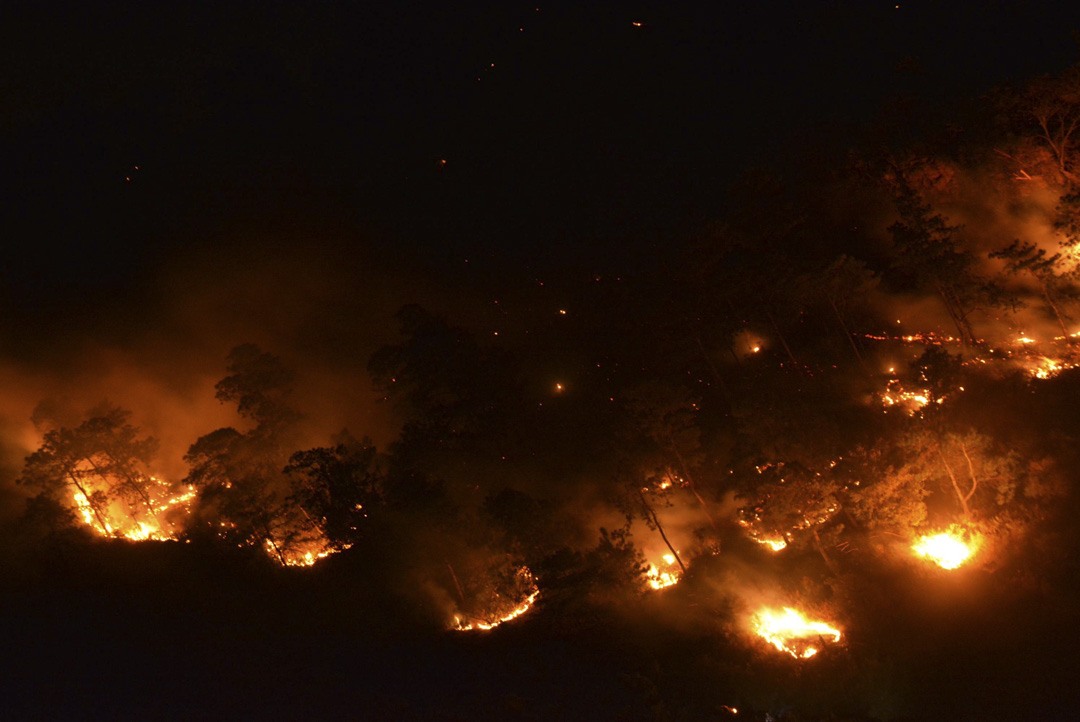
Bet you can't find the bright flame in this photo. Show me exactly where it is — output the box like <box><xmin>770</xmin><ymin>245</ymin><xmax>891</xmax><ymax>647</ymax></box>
<box><xmin>756</xmin><ymin>537</ymin><xmax>787</xmax><ymax>551</ymax></box>
<box><xmin>913</xmin><ymin>528</ymin><xmax>976</xmax><ymax>570</ymax></box>
<box><xmin>1029</xmin><ymin>356</ymin><xmax>1064</xmax><ymax>380</ymax></box>
<box><xmin>880</xmin><ymin>379</ymin><xmax>940</xmax><ymax>414</ymax></box>
<box><xmin>265</xmin><ymin>538</ymin><xmax>343</xmax><ymax>567</ymax></box>
<box><xmin>454</xmin><ymin>589</ymin><xmax>540</xmax><ymax>631</ymax></box>
<box><xmin>71</xmin><ymin>478</ymin><xmax>195</xmax><ymax>542</ymax></box>
<box><xmin>752</xmin><ymin>606</ymin><xmax>842</xmax><ymax>659</ymax></box>
<box><xmin>646</xmin><ymin>553</ymin><xmax>682</xmax><ymax>590</ymax></box>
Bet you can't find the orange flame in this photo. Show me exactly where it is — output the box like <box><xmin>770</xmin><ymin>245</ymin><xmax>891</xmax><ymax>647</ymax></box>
<box><xmin>912</xmin><ymin>527</ymin><xmax>977</xmax><ymax>569</ymax></box>
<box><xmin>71</xmin><ymin>477</ymin><xmax>195</xmax><ymax>542</ymax></box>
<box><xmin>646</xmin><ymin>553</ymin><xmax>682</xmax><ymax>590</ymax></box>
<box><xmin>454</xmin><ymin>589</ymin><xmax>540</xmax><ymax>631</ymax></box>
<box><xmin>752</xmin><ymin>606</ymin><xmax>841</xmax><ymax>659</ymax></box>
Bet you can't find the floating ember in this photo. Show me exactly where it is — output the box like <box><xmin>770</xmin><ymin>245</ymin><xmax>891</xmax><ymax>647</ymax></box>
<box><xmin>752</xmin><ymin>606</ymin><xmax>842</xmax><ymax>659</ymax></box>
<box><xmin>454</xmin><ymin>589</ymin><xmax>540</xmax><ymax>631</ymax></box>
<box><xmin>646</xmin><ymin>553</ymin><xmax>682</xmax><ymax>590</ymax></box>
<box><xmin>913</xmin><ymin>527</ymin><xmax>977</xmax><ymax>569</ymax></box>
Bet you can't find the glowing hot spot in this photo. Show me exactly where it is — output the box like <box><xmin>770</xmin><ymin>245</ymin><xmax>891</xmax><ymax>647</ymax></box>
<box><xmin>646</xmin><ymin>553</ymin><xmax>683</xmax><ymax>590</ymax></box>
<box><xmin>752</xmin><ymin>607</ymin><xmax>841</xmax><ymax>659</ymax></box>
<box><xmin>913</xmin><ymin>529</ymin><xmax>975</xmax><ymax>570</ymax></box>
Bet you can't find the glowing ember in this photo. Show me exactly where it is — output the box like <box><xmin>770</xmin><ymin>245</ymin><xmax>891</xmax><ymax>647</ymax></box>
<box><xmin>880</xmin><ymin>379</ymin><xmax>939</xmax><ymax>414</ymax></box>
<box><xmin>913</xmin><ymin>528</ymin><xmax>976</xmax><ymax>569</ymax></box>
<box><xmin>1029</xmin><ymin>356</ymin><xmax>1065</xmax><ymax>380</ymax></box>
<box><xmin>752</xmin><ymin>606</ymin><xmax>842</xmax><ymax>659</ymax></box>
<box><xmin>454</xmin><ymin>589</ymin><xmax>540</xmax><ymax>631</ymax></box>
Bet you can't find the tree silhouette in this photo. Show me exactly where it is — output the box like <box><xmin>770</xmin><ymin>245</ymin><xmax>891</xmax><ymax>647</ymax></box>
<box><xmin>990</xmin><ymin>239</ymin><xmax>1074</xmax><ymax>337</ymax></box>
<box><xmin>184</xmin><ymin>345</ymin><xmax>313</xmax><ymax>564</ymax></box>
<box><xmin>17</xmin><ymin>404</ymin><xmax>171</xmax><ymax>537</ymax></box>
<box><xmin>285</xmin><ymin>432</ymin><xmax>382</xmax><ymax>551</ymax></box>
<box><xmin>888</xmin><ymin>181</ymin><xmax>984</xmax><ymax>347</ymax></box>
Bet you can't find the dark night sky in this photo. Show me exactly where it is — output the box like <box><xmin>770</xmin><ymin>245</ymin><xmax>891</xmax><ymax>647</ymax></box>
<box><xmin>2</xmin><ymin>1</ymin><xmax>1078</xmax><ymax>338</ymax></box>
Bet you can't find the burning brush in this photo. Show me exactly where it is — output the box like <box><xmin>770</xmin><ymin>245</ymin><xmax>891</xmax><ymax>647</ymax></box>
<box><xmin>751</xmin><ymin>606</ymin><xmax>842</xmax><ymax>659</ymax></box>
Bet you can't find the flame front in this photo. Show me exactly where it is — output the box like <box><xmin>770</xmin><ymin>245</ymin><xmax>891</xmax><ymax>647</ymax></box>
<box><xmin>264</xmin><ymin>538</ymin><xmax>343</xmax><ymax>567</ymax></box>
<box><xmin>752</xmin><ymin>606</ymin><xmax>841</xmax><ymax>659</ymax></box>
<box><xmin>913</xmin><ymin>528</ymin><xmax>976</xmax><ymax>570</ymax></box>
<box><xmin>454</xmin><ymin>589</ymin><xmax>540</xmax><ymax>631</ymax></box>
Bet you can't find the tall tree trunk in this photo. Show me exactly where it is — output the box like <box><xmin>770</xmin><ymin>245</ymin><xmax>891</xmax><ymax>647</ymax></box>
<box><xmin>65</xmin><ymin>468</ymin><xmax>112</xmax><ymax>534</ymax></box>
<box><xmin>261</xmin><ymin>522</ymin><xmax>287</xmax><ymax>565</ymax></box>
<box><xmin>665</xmin><ymin>438</ymin><xmax>717</xmax><ymax>528</ymax></box>
<box><xmin>446</xmin><ymin>560</ymin><xmax>468</xmax><ymax>607</ymax></box>
<box><xmin>936</xmin><ymin>441</ymin><xmax>972</xmax><ymax>518</ymax></box>
<box><xmin>811</xmin><ymin>527</ymin><xmax>838</xmax><ymax>574</ymax></box>
<box><xmin>766</xmin><ymin>311</ymin><xmax>799</xmax><ymax>368</ymax></box>
<box><xmin>692</xmin><ymin>332</ymin><xmax>732</xmax><ymax>407</ymax></box>
<box><xmin>933</xmin><ymin>281</ymin><xmax>969</xmax><ymax>348</ymax></box>
<box><xmin>828</xmin><ymin>298</ymin><xmax>870</xmax><ymax>371</ymax></box>
<box><xmin>638</xmin><ymin>491</ymin><xmax>687</xmax><ymax>573</ymax></box>
<box><xmin>1035</xmin><ymin>274</ymin><xmax>1072</xmax><ymax>339</ymax></box>
<box><xmin>958</xmin><ymin>440</ymin><xmax>980</xmax><ymax>511</ymax></box>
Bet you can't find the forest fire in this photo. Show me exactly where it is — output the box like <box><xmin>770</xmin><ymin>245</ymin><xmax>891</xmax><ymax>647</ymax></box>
<box><xmin>913</xmin><ymin>528</ymin><xmax>977</xmax><ymax>570</ymax></box>
<box><xmin>265</xmin><ymin>538</ymin><xmax>341</xmax><ymax>567</ymax></box>
<box><xmin>740</xmin><ymin>519</ymin><xmax>788</xmax><ymax>551</ymax></box>
<box><xmin>72</xmin><ymin>478</ymin><xmax>195</xmax><ymax>542</ymax></box>
<box><xmin>880</xmin><ymin>378</ymin><xmax>933</xmax><ymax>414</ymax></box>
<box><xmin>1027</xmin><ymin>356</ymin><xmax>1068</xmax><ymax>379</ymax></box>
<box><xmin>752</xmin><ymin>607</ymin><xmax>842</xmax><ymax>659</ymax></box>
<box><xmin>646</xmin><ymin>553</ymin><xmax>683</xmax><ymax>590</ymax></box>
<box><xmin>454</xmin><ymin>589</ymin><xmax>541</xmax><ymax>631</ymax></box>
<box><xmin>753</xmin><ymin>536</ymin><xmax>788</xmax><ymax>551</ymax></box>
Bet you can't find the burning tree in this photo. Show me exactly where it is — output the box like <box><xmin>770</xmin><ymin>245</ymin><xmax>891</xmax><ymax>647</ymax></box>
<box><xmin>17</xmin><ymin>404</ymin><xmax>189</xmax><ymax>540</ymax></box>
<box><xmin>888</xmin><ymin>180</ymin><xmax>987</xmax><ymax>348</ymax></box>
<box><xmin>739</xmin><ymin>461</ymin><xmax>843</xmax><ymax>572</ymax></box>
<box><xmin>621</xmin><ymin>380</ymin><xmax>714</xmax><ymax>527</ymax></box>
<box><xmin>184</xmin><ymin>344</ymin><xmax>327</xmax><ymax>566</ymax></box>
<box><xmin>284</xmin><ymin>431</ymin><xmax>383</xmax><ymax>552</ymax></box>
